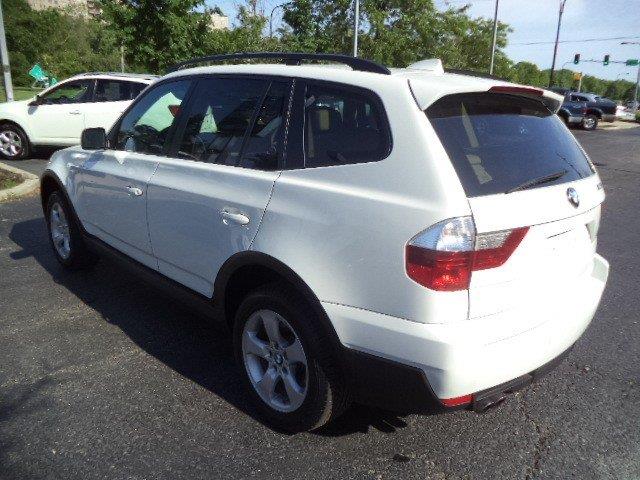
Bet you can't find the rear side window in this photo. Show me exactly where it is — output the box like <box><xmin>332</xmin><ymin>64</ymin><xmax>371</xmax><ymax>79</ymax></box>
<box><xmin>427</xmin><ymin>93</ymin><xmax>594</xmax><ymax>197</ymax></box>
<box><xmin>304</xmin><ymin>83</ymin><xmax>390</xmax><ymax>167</ymax></box>
<box><xmin>95</xmin><ymin>80</ymin><xmax>147</xmax><ymax>102</ymax></box>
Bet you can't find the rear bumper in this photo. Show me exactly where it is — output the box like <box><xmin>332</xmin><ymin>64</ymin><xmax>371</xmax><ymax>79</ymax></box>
<box><xmin>326</xmin><ymin>253</ymin><xmax>609</xmax><ymax>408</ymax></box>
<box><xmin>601</xmin><ymin>113</ymin><xmax>616</xmax><ymax>122</ymax></box>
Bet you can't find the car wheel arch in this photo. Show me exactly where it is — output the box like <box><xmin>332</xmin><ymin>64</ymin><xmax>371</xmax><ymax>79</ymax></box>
<box><xmin>214</xmin><ymin>251</ymin><xmax>343</xmax><ymax>350</ymax></box>
<box><xmin>40</xmin><ymin>171</ymin><xmax>84</xmax><ymax>229</ymax></box>
<box><xmin>587</xmin><ymin>108</ymin><xmax>603</xmax><ymax>119</ymax></box>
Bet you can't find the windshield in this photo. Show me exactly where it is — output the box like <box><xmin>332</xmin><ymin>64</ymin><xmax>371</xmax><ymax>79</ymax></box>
<box><xmin>426</xmin><ymin>92</ymin><xmax>595</xmax><ymax>197</ymax></box>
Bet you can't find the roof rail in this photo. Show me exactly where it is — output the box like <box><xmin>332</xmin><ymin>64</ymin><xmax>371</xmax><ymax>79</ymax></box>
<box><xmin>167</xmin><ymin>52</ymin><xmax>391</xmax><ymax>75</ymax></box>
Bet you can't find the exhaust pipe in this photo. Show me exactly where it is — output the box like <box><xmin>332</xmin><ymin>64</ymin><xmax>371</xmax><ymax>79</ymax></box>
<box><xmin>473</xmin><ymin>393</ymin><xmax>507</xmax><ymax>413</ymax></box>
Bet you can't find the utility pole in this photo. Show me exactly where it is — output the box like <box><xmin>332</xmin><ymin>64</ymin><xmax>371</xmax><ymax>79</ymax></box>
<box><xmin>548</xmin><ymin>0</ymin><xmax>567</xmax><ymax>88</ymax></box>
<box><xmin>489</xmin><ymin>0</ymin><xmax>499</xmax><ymax>75</ymax></box>
<box><xmin>0</xmin><ymin>0</ymin><xmax>13</xmax><ymax>102</ymax></box>
<box><xmin>120</xmin><ymin>45</ymin><xmax>125</xmax><ymax>73</ymax></box>
<box><xmin>353</xmin><ymin>0</ymin><xmax>359</xmax><ymax>57</ymax></box>
<box><xmin>621</xmin><ymin>41</ymin><xmax>640</xmax><ymax>113</ymax></box>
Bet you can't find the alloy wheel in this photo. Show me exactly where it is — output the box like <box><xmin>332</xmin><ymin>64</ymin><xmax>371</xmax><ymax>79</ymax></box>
<box><xmin>0</xmin><ymin>130</ymin><xmax>22</xmax><ymax>158</ymax></box>
<box><xmin>242</xmin><ymin>309</ymin><xmax>308</xmax><ymax>412</ymax></box>
<box><xmin>50</xmin><ymin>202</ymin><xmax>71</xmax><ymax>260</ymax></box>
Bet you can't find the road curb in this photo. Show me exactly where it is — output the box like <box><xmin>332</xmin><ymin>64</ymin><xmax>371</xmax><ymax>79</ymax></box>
<box><xmin>0</xmin><ymin>161</ymin><xmax>39</xmax><ymax>202</ymax></box>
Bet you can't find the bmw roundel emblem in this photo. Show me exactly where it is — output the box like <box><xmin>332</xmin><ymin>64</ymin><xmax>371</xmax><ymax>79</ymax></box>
<box><xmin>567</xmin><ymin>187</ymin><xmax>580</xmax><ymax>208</ymax></box>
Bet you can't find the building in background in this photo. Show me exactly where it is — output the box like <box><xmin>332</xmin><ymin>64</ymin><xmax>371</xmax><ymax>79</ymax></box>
<box><xmin>209</xmin><ymin>12</ymin><xmax>229</xmax><ymax>30</ymax></box>
<box><xmin>27</xmin><ymin>0</ymin><xmax>100</xmax><ymax>17</ymax></box>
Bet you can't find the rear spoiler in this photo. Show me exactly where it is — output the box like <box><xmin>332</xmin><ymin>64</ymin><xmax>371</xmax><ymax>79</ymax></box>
<box><xmin>487</xmin><ymin>85</ymin><xmax>564</xmax><ymax>113</ymax></box>
<box><xmin>408</xmin><ymin>79</ymin><xmax>564</xmax><ymax>113</ymax></box>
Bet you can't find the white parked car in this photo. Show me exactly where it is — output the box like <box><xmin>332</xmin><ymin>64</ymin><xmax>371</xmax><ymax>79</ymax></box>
<box><xmin>40</xmin><ymin>53</ymin><xmax>609</xmax><ymax>432</ymax></box>
<box><xmin>0</xmin><ymin>72</ymin><xmax>156</xmax><ymax>160</ymax></box>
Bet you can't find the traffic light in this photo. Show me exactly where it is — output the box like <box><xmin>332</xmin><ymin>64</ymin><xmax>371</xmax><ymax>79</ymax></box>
<box><xmin>573</xmin><ymin>53</ymin><xmax>580</xmax><ymax>64</ymax></box>
<box><xmin>603</xmin><ymin>54</ymin><xmax>610</xmax><ymax>66</ymax></box>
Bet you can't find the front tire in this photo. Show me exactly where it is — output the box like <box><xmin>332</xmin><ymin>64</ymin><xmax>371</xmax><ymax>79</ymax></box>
<box><xmin>233</xmin><ymin>283</ymin><xmax>350</xmax><ymax>432</ymax></box>
<box><xmin>0</xmin><ymin>123</ymin><xmax>30</xmax><ymax>160</ymax></box>
<box><xmin>45</xmin><ymin>191</ymin><xmax>97</xmax><ymax>269</ymax></box>
<box><xmin>582</xmin><ymin>114</ymin><xmax>598</xmax><ymax>131</ymax></box>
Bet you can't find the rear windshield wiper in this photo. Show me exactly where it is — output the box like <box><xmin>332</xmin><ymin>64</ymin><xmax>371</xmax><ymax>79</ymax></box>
<box><xmin>506</xmin><ymin>169</ymin><xmax>568</xmax><ymax>194</ymax></box>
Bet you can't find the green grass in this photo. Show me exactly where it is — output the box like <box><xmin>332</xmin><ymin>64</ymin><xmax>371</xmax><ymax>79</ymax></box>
<box><xmin>0</xmin><ymin>171</ymin><xmax>23</xmax><ymax>190</ymax></box>
<box><xmin>0</xmin><ymin>87</ymin><xmax>42</xmax><ymax>102</ymax></box>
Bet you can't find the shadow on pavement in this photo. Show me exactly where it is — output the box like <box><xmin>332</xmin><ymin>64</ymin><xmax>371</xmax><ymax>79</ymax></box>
<box><xmin>8</xmin><ymin>216</ymin><xmax>411</xmax><ymax>436</ymax></box>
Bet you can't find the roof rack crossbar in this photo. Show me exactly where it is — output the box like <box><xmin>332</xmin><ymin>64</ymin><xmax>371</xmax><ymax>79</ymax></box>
<box><xmin>167</xmin><ymin>52</ymin><xmax>391</xmax><ymax>75</ymax></box>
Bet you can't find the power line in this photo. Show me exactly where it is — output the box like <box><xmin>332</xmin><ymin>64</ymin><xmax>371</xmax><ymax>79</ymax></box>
<box><xmin>512</xmin><ymin>35</ymin><xmax>640</xmax><ymax>46</ymax></box>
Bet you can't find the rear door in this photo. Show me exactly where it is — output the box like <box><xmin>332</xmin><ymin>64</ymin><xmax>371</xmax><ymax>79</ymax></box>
<box><xmin>146</xmin><ymin>76</ymin><xmax>291</xmax><ymax>296</ymax></box>
<box><xmin>427</xmin><ymin>92</ymin><xmax>604</xmax><ymax>321</ymax></box>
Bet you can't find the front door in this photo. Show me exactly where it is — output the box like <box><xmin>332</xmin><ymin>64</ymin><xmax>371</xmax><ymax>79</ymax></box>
<box><xmin>27</xmin><ymin>79</ymin><xmax>94</xmax><ymax>142</ymax></box>
<box><xmin>78</xmin><ymin>79</ymin><xmax>193</xmax><ymax>269</ymax></box>
<box><xmin>146</xmin><ymin>76</ymin><xmax>291</xmax><ymax>296</ymax></box>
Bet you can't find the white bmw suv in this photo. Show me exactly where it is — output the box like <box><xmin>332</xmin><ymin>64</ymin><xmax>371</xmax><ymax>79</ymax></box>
<box><xmin>0</xmin><ymin>72</ymin><xmax>156</xmax><ymax>160</ymax></box>
<box><xmin>40</xmin><ymin>53</ymin><xmax>609</xmax><ymax>432</ymax></box>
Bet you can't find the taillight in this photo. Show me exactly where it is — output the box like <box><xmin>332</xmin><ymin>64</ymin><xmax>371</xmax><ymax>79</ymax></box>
<box><xmin>406</xmin><ymin>217</ymin><xmax>529</xmax><ymax>291</ymax></box>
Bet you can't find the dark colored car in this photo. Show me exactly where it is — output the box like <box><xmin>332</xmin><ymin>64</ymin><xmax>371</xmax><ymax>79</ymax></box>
<box><xmin>557</xmin><ymin>96</ymin><xmax>590</xmax><ymax>129</ymax></box>
<box><xmin>551</xmin><ymin>87</ymin><xmax>617</xmax><ymax>130</ymax></box>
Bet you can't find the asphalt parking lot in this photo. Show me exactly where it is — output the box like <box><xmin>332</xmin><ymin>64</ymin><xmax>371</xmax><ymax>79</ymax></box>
<box><xmin>1</xmin><ymin>127</ymin><xmax>639</xmax><ymax>480</ymax></box>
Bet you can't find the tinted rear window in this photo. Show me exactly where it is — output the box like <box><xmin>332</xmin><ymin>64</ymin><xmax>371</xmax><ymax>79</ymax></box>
<box><xmin>427</xmin><ymin>93</ymin><xmax>594</xmax><ymax>197</ymax></box>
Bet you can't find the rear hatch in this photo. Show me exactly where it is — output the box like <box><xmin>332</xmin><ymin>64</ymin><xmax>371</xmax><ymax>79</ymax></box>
<box><xmin>426</xmin><ymin>91</ymin><xmax>604</xmax><ymax>322</ymax></box>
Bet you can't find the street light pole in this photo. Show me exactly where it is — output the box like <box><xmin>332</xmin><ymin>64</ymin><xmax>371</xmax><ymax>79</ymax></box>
<box><xmin>621</xmin><ymin>41</ymin><xmax>640</xmax><ymax>113</ymax></box>
<box><xmin>0</xmin><ymin>0</ymin><xmax>13</xmax><ymax>102</ymax></box>
<box><xmin>353</xmin><ymin>0</ymin><xmax>360</xmax><ymax>57</ymax></box>
<box><xmin>489</xmin><ymin>0</ymin><xmax>499</xmax><ymax>75</ymax></box>
<box><xmin>269</xmin><ymin>3</ymin><xmax>289</xmax><ymax>38</ymax></box>
<box><xmin>548</xmin><ymin>0</ymin><xmax>567</xmax><ymax>88</ymax></box>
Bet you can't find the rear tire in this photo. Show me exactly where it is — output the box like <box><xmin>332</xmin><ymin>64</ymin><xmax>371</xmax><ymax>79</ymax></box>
<box><xmin>0</xmin><ymin>122</ymin><xmax>30</xmax><ymax>160</ymax></box>
<box><xmin>45</xmin><ymin>191</ymin><xmax>97</xmax><ymax>270</ymax></box>
<box><xmin>233</xmin><ymin>283</ymin><xmax>350</xmax><ymax>432</ymax></box>
<box><xmin>581</xmin><ymin>114</ymin><xmax>598</xmax><ymax>131</ymax></box>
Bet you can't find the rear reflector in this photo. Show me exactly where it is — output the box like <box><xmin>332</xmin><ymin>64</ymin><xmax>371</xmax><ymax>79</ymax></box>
<box><xmin>406</xmin><ymin>217</ymin><xmax>529</xmax><ymax>291</ymax></box>
<box><xmin>441</xmin><ymin>394</ymin><xmax>473</xmax><ymax>407</ymax></box>
<box><xmin>489</xmin><ymin>85</ymin><xmax>544</xmax><ymax>96</ymax></box>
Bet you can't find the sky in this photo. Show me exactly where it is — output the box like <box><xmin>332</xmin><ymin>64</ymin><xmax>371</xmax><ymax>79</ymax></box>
<box><xmin>207</xmin><ymin>0</ymin><xmax>640</xmax><ymax>82</ymax></box>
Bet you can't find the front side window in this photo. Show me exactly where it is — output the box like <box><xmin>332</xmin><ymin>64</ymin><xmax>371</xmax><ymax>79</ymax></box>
<box><xmin>427</xmin><ymin>92</ymin><xmax>595</xmax><ymax>197</ymax></box>
<box><xmin>115</xmin><ymin>80</ymin><xmax>191</xmax><ymax>155</ymax></box>
<box><xmin>176</xmin><ymin>77</ymin><xmax>267</xmax><ymax>166</ymax></box>
<box><xmin>95</xmin><ymin>80</ymin><xmax>147</xmax><ymax>102</ymax></box>
<box><xmin>40</xmin><ymin>80</ymin><xmax>93</xmax><ymax>104</ymax></box>
<box><xmin>304</xmin><ymin>83</ymin><xmax>390</xmax><ymax>168</ymax></box>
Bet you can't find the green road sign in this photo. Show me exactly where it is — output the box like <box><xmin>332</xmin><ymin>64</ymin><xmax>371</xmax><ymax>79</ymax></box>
<box><xmin>626</xmin><ymin>59</ymin><xmax>639</xmax><ymax>66</ymax></box>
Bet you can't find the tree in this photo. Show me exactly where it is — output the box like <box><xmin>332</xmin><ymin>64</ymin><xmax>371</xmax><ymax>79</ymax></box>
<box><xmin>279</xmin><ymin>0</ymin><xmax>511</xmax><ymax>71</ymax></box>
<box><xmin>5</xmin><ymin>0</ymin><xmax>120</xmax><ymax>86</ymax></box>
<box><xmin>98</xmin><ymin>0</ymin><xmax>212</xmax><ymax>73</ymax></box>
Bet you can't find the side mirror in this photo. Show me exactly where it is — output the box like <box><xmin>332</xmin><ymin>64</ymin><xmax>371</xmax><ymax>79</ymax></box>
<box><xmin>28</xmin><ymin>95</ymin><xmax>41</xmax><ymax>107</ymax></box>
<box><xmin>81</xmin><ymin>127</ymin><xmax>107</xmax><ymax>150</ymax></box>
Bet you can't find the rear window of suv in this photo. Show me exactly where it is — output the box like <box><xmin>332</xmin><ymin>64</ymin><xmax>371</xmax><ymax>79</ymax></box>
<box><xmin>426</xmin><ymin>93</ymin><xmax>595</xmax><ymax>197</ymax></box>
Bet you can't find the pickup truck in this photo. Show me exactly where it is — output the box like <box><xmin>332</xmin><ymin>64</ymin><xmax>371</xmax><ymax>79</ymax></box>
<box><xmin>551</xmin><ymin>88</ymin><xmax>617</xmax><ymax>129</ymax></box>
<box><xmin>557</xmin><ymin>96</ymin><xmax>590</xmax><ymax>129</ymax></box>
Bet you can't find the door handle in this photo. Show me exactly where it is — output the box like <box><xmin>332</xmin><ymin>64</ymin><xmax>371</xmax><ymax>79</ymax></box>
<box><xmin>69</xmin><ymin>110</ymin><xmax>82</xmax><ymax>115</ymax></box>
<box><xmin>125</xmin><ymin>185</ymin><xmax>143</xmax><ymax>197</ymax></box>
<box><xmin>220</xmin><ymin>209</ymin><xmax>250</xmax><ymax>226</ymax></box>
